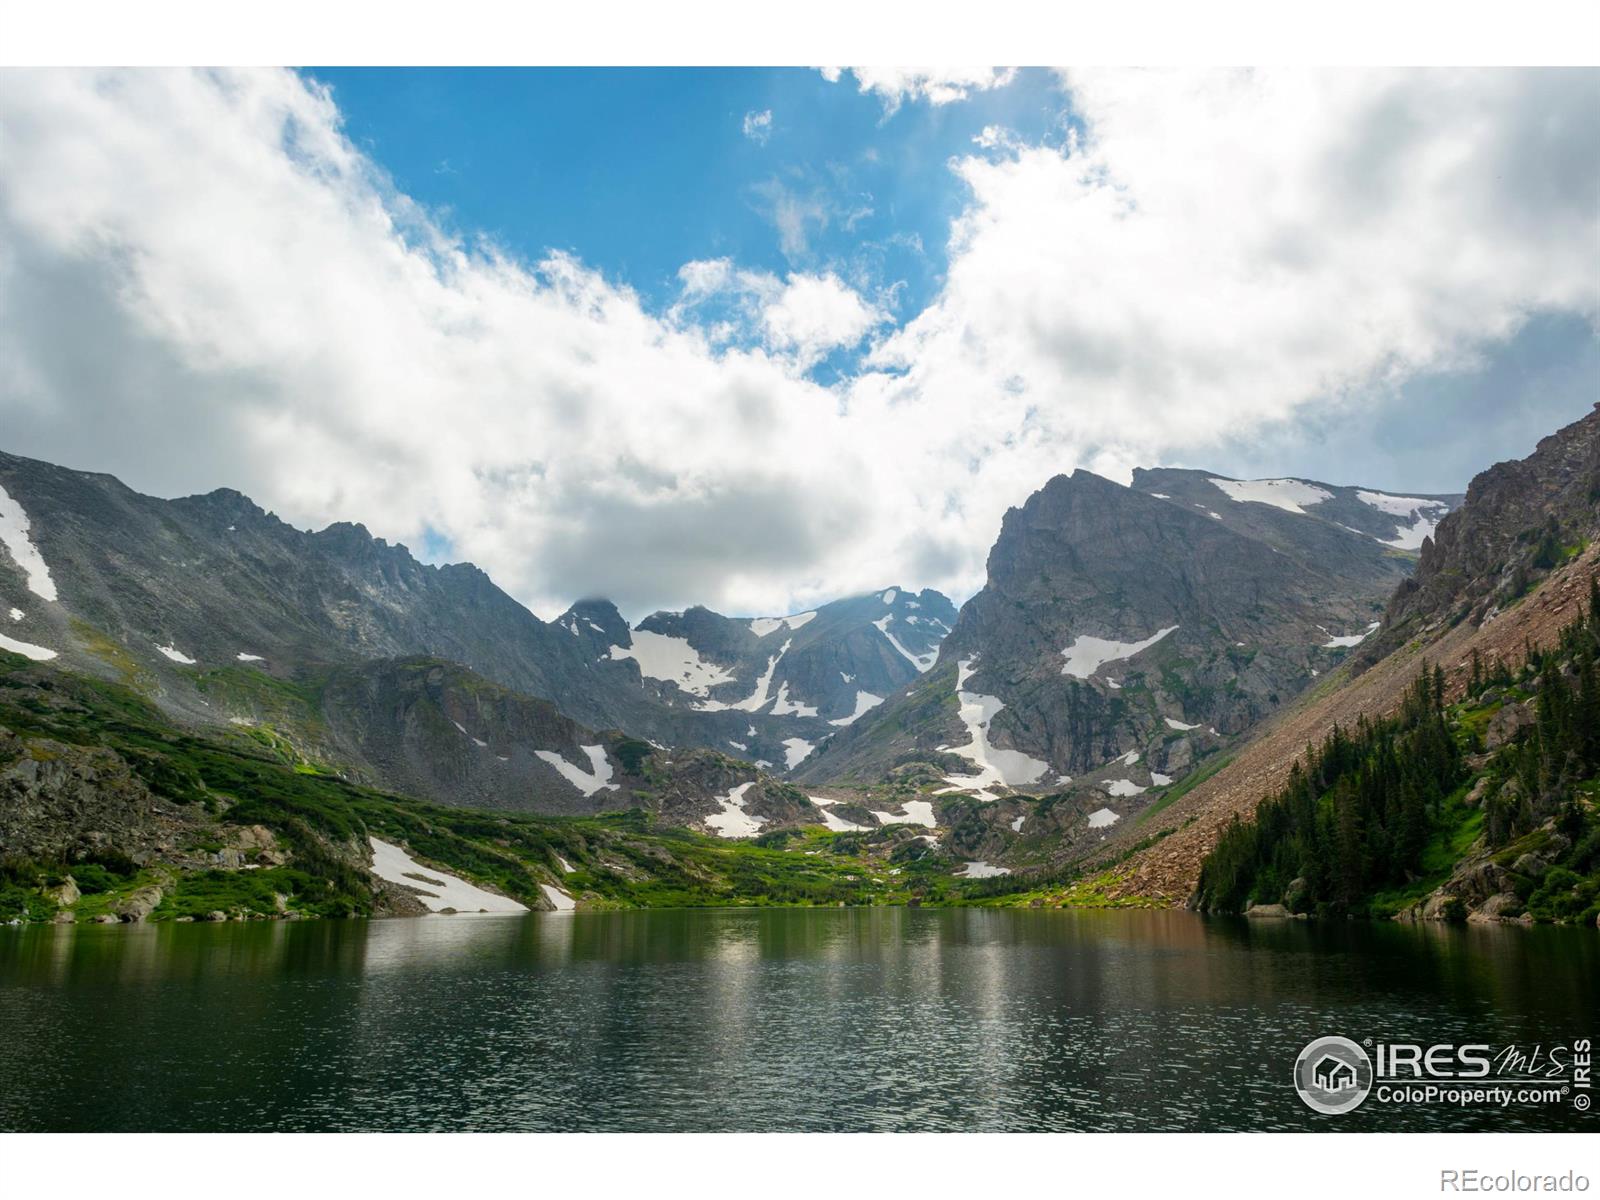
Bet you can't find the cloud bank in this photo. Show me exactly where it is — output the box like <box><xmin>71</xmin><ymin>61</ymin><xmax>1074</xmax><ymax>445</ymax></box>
<box><xmin>0</xmin><ymin>67</ymin><xmax>1595</xmax><ymax>619</ymax></box>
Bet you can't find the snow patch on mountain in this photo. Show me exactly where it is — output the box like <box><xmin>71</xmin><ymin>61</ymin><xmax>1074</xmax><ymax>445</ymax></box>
<box><xmin>1103</xmin><ymin>779</ymin><xmax>1146</xmax><ymax>797</ymax></box>
<box><xmin>748</xmin><ymin>611</ymin><xmax>815</xmax><ymax>637</ymax></box>
<box><xmin>1087</xmin><ymin>808</ymin><xmax>1121</xmax><ymax>828</ymax></box>
<box><xmin>1356</xmin><ymin>491</ymin><xmax>1451</xmax><ymax>550</ymax></box>
<box><xmin>706</xmin><ymin>781</ymin><xmax>764</xmax><ymax>838</ymax></box>
<box><xmin>538</xmin><ymin>884</ymin><xmax>576</xmax><ymax>912</ymax></box>
<box><xmin>697</xmin><ymin>639</ymin><xmax>791</xmax><ymax>712</ymax></box>
<box><xmin>871</xmin><ymin>800</ymin><xmax>937</xmax><ymax>828</ymax></box>
<box><xmin>1060</xmin><ymin>626</ymin><xmax>1178</xmax><ymax>679</ymax></box>
<box><xmin>369</xmin><ymin>838</ymin><xmax>528</xmax><ymax>913</ymax></box>
<box><xmin>0</xmin><ymin>632</ymin><xmax>57</xmax><ymax>661</ymax></box>
<box><xmin>1164</xmin><ymin>717</ymin><xmax>1201</xmax><ymax>731</ymax></box>
<box><xmin>957</xmin><ymin>861</ymin><xmax>1011</xmax><ymax>878</ymax></box>
<box><xmin>236</xmin><ymin>652</ymin><xmax>264</xmax><ymax>662</ymax></box>
<box><xmin>534</xmin><ymin>744</ymin><xmax>618</xmax><ymax>797</ymax></box>
<box><xmin>782</xmin><ymin>737</ymin><xmax>815</xmax><ymax>769</ymax></box>
<box><xmin>771</xmin><ymin>682</ymin><xmax>819</xmax><ymax>718</ymax></box>
<box><xmin>829</xmin><ymin>689</ymin><xmax>885</xmax><ymax>726</ymax></box>
<box><xmin>1356</xmin><ymin>490</ymin><xmax>1442</xmax><ymax>518</ymax></box>
<box><xmin>8</xmin><ymin>608</ymin><xmax>21</xmax><ymax>622</ymax></box>
<box><xmin>873</xmin><ymin>615</ymin><xmax>938</xmax><ymax>672</ymax></box>
<box><xmin>609</xmin><ymin>630</ymin><xmax>736</xmax><ymax>696</ymax></box>
<box><xmin>156</xmin><ymin>644</ymin><xmax>196</xmax><ymax>665</ymax></box>
<box><xmin>809</xmin><ymin>795</ymin><xmax>869</xmax><ymax>832</ymax></box>
<box><xmin>1209</xmin><ymin>477</ymin><xmax>1332</xmax><ymax>514</ymax></box>
<box><xmin>1321</xmin><ymin>621</ymin><xmax>1381</xmax><ymax>649</ymax></box>
<box><xmin>0</xmin><ymin>484</ymin><xmax>58</xmax><ymax>601</ymax></box>
<box><xmin>940</xmin><ymin>657</ymin><xmax>1049</xmax><ymax>798</ymax></box>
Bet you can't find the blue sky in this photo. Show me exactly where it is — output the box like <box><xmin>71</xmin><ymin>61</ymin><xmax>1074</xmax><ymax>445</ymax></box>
<box><xmin>1</xmin><ymin>67</ymin><xmax>1595</xmax><ymax>616</ymax></box>
<box><xmin>306</xmin><ymin>66</ymin><xmax>1597</xmax><ymax>489</ymax></box>
<box><xmin>307</xmin><ymin>67</ymin><xmax>1067</xmax><ymax>327</ymax></box>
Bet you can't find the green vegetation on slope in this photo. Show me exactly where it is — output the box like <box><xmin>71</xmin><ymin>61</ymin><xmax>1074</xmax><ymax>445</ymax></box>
<box><xmin>0</xmin><ymin>655</ymin><xmax>970</xmax><ymax>923</ymax></box>
<box><xmin>1195</xmin><ymin>579</ymin><xmax>1600</xmax><ymax>924</ymax></box>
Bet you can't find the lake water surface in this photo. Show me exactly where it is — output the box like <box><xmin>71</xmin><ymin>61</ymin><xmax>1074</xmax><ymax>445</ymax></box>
<box><xmin>1</xmin><ymin>908</ymin><xmax>1594</xmax><ymax>1132</ymax></box>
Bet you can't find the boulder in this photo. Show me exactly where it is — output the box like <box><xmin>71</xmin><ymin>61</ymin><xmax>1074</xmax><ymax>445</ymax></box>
<box><xmin>1457</xmin><ymin>860</ymin><xmax>1509</xmax><ymax>905</ymax></box>
<box><xmin>45</xmin><ymin>876</ymin><xmax>81</xmax><ymax>907</ymax></box>
<box><xmin>1470</xmin><ymin>892</ymin><xmax>1524</xmax><ymax>923</ymax></box>
<box><xmin>1245</xmin><ymin>903</ymin><xmax>1292</xmax><ymax>918</ymax></box>
<box><xmin>1420</xmin><ymin>893</ymin><xmax>1468</xmax><ymax>923</ymax></box>
<box><xmin>203</xmin><ymin>910</ymin><xmax>227</xmax><ymax>922</ymax></box>
<box><xmin>1512</xmin><ymin>852</ymin><xmax>1549</xmax><ymax>879</ymax></box>
<box><xmin>115</xmin><ymin>885</ymin><xmax>163</xmax><ymax>923</ymax></box>
<box><xmin>1464</xmin><ymin>777</ymin><xmax>1492</xmax><ymax>808</ymax></box>
<box><xmin>1159</xmin><ymin>736</ymin><xmax>1195</xmax><ymax>775</ymax></box>
<box><xmin>1485</xmin><ymin>702</ymin><xmax>1534</xmax><ymax>750</ymax></box>
<box><xmin>1282</xmin><ymin>877</ymin><xmax>1310</xmax><ymax>913</ymax></box>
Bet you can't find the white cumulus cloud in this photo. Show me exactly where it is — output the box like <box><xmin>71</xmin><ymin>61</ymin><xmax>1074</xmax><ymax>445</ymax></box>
<box><xmin>819</xmin><ymin>67</ymin><xmax>1019</xmax><ymax>112</ymax></box>
<box><xmin>741</xmin><ymin>108</ymin><xmax>772</xmax><ymax>144</ymax></box>
<box><xmin>0</xmin><ymin>67</ymin><xmax>1595</xmax><ymax>624</ymax></box>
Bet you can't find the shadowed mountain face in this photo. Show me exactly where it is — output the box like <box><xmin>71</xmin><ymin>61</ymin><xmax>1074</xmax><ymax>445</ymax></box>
<box><xmin>0</xmin><ymin>449</ymin><xmax>955</xmax><ymax>808</ymax></box>
<box><xmin>800</xmin><ymin>467</ymin><xmax>1446</xmax><ymax>794</ymax></box>
<box><xmin>1364</xmin><ymin>403</ymin><xmax>1600</xmax><ymax>662</ymax></box>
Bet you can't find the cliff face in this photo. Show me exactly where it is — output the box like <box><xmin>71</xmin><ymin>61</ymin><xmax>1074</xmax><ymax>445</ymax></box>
<box><xmin>1368</xmin><ymin>403</ymin><xmax>1600</xmax><ymax>658</ymax></box>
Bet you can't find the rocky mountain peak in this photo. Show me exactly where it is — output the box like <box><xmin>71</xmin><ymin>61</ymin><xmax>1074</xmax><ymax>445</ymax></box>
<box><xmin>1366</xmin><ymin>402</ymin><xmax>1600</xmax><ymax>658</ymax></box>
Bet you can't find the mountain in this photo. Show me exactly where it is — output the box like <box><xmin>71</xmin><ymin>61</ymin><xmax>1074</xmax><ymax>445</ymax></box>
<box><xmin>556</xmin><ymin>586</ymin><xmax>954</xmax><ymax>769</ymax></box>
<box><xmin>1130</xmin><ymin>468</ymin><xmax>1457</xmax><ymax>588</ymax></box>
<box><xmin>0</xmin><ymin>654</ymin><xmax>962</xmax><ymax>923</ymax></box>
<box><xmin>1363</xmin><ymin>404</ymin><xmax>1600</xmax><ymax>661</ymax></box>
<box><xmin>0</xmin><ymin>448</ymin><xmax>956</xmax><ymax>799</ymax></box>
<box><xmin>799</xmin><ymin>466</ymin><xmax>1450</xmax><ymax>811</ymax></box>
<box><xmin>1097</xmin><ymin>403</ymin><xmax>1600</xmax><ymax>909</ymax></box>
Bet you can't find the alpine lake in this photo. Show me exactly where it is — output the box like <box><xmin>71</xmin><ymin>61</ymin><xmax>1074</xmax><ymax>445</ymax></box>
<box><xmin>1</xmin><ymin>906</ymin><xmax>1594</xmax><ymax>1132</ymax></box>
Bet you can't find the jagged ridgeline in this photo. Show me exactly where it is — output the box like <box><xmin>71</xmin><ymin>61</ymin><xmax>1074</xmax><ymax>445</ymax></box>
<box><xmin>0</xmin><ymin>446</ymin><xmax>956</xmax><ymax>813</ymax></box>
<box><xmin>1196</xmin><ymin>581</ymin><xmax>1600</xmax><ymax>924</ymax></box>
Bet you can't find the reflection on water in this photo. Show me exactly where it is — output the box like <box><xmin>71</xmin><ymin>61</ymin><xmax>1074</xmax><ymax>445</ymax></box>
<box><xmin>0</xmin><ymin>909</ymin><xmax>1594</xmax><ymax>1132</ymax></box>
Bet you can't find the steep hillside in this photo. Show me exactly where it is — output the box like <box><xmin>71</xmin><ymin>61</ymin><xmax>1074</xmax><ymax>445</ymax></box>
<box><xmin>1364</xmin><ymin>403</ymin><xmax>1599</xmax><ymax>660</ymax></box>
<box><xmin>0</xmin><ymin>654</ymin><xmax>989</xmax><ymax>925</ymax></box>
<box><xmin>1097</xmin><ymin>406</ymin><xmax>1600</xmax><ymax>906</ymax></box>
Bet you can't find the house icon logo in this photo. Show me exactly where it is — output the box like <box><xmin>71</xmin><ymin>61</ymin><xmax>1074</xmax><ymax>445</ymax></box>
<box><xmin>1314</xmin><ymin>1055</ymin><xmax>1357</xmax><ymax>1092</ymax></box>
<box><xmin>1294</xmin><ymin>1036</ymin><xmax>1374</xmax><ymax>1114</ymax></box>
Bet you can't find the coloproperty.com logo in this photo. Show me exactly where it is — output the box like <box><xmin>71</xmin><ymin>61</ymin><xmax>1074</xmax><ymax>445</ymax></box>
<box><xmin>1293</xmin><ymin>1036</ymin><xmax>1593</xmax><ymax>1116</ymax></box>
